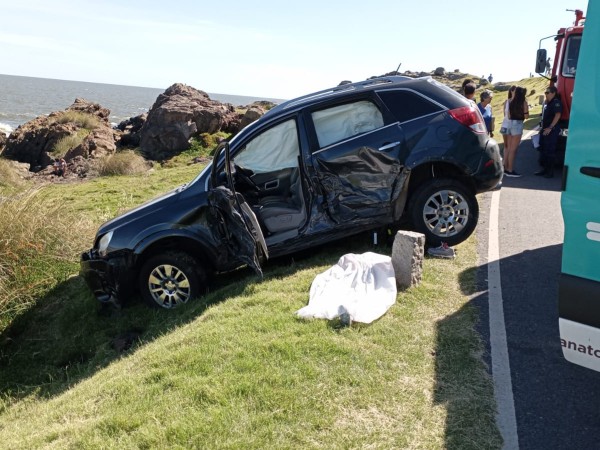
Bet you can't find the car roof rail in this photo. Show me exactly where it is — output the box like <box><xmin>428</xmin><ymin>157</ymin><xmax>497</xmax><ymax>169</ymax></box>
<box><xmin>266</xmin><ymin>76</ymin><xmax>413</xmax><ymax>116</ymax></box>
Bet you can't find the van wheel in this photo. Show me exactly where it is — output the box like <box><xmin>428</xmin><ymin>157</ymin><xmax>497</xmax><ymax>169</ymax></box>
<box><xmin>139</xmin><ymin>252</ymin><xmax>207</xmax><ymax>309</ymax></box>
<box><xmin>409</xmin><ymin>179</ymin><xmax>478</xmax><ymax>247</ymax></box>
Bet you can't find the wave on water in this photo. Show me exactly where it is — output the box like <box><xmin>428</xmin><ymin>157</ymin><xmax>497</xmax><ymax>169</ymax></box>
<box><xmin>0</xmin><ymin>122</ymin><xmax>13</xmax><ymax>135</ymax></box>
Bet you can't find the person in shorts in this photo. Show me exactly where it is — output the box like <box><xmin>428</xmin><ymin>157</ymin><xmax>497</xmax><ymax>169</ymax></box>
<box><xmin>503</xmin><ymin>86</ymin><xmax>529</xmax><ymax>177</ymax></box>
<box><xmin>499</xmin><ymin>86</ymin><xmax>516</xmax><ymax>162</ymax></box>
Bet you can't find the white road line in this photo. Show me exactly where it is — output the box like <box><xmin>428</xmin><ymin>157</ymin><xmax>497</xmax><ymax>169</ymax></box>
<box><xmin>488</xmin><ymin>189</ymin><xmax>519</xmax><ymax>449</ymax></box>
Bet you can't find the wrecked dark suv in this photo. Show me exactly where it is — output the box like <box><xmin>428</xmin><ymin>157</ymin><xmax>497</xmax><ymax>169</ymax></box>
<box><xmin>81</xmin><ymin>76</ymin><xmax>502</xmax><ymax>309</ymax></box>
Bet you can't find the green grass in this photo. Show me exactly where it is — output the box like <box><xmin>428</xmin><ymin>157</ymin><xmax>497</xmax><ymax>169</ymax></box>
<box><xmin>0</xmin><ymin>77</ymin><xmax>531</xmax><ymax>448</ymax></box>
<box><xmin>0</xmin><ymin>233</ymin><xmax>500</xmax><ymax>449</ymax></box>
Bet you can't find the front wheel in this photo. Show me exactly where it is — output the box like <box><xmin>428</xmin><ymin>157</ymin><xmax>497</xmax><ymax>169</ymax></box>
<box><xmin>409</xmin><ymin>179</ymin><xmax>479</xmax><ymax>247</ymax></box>
<box><xmin>139</xmin><ymin>251</ymin><xmax>207</xmax><ymax>309</ymax></box>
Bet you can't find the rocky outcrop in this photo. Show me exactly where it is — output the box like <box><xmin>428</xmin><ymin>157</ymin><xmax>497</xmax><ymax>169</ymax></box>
<box><xmin>115</xmin><ymin>113</ymin><xmax>147</xmax><ymax>148</ymax></box>
<box><xmin>239</xmin><ymin>105</ymin><xmax>266</xmax><ymax>130</ymax></box>
<box><xmin>0</xmin><ymin>99</ymin><xmax>118</xmax><ymax>171</ymax></box>
<box><xmin>139</xmin><ymin>83</ymin><xmax>239</xmax><ymax>160</ymax></box>
<box><xmin>64</xmin><ymin>126</ymin><xmax>117</xmax><ymax>160</ymax></box>
<box><xmin>68</xmin><ymin>97</ymin><xmax>111</xmax><ymax>122</ymax></box>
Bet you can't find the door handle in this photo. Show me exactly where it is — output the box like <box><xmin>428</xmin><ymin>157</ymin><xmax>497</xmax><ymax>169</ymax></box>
<box><xmin>580</xmin><ymin>166</ymin><xmax>600</xmax><ymax>178</ymax></box>
<box><xmin>378</xmin><ymin>141</ymin><xmax>400</xmax><ymax>151</ymax></box>
<box><xmin>264</xmin><ymin>180</ymin><xmax>279</xmax><ymax>190</ymax></box>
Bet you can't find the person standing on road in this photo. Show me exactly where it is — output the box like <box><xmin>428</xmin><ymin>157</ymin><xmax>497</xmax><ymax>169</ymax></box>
<box><xmin>535</xmin><ymin>86</ymin><xmax>562</xmax><ymax>178</ymax></box>
<box><xmin>504</xmin><ymin>86</ymin><xmax>529</xmax><ymax>177</ymax></box>
<box><xmin>477</xmin><ymin>89</ymin><xmax>494</xmax><ymax>137</ymax></box>
<box><xmin>499</xmin><ymin>86</ymin><xmax>517</xmax><ymax>164</ymax></box>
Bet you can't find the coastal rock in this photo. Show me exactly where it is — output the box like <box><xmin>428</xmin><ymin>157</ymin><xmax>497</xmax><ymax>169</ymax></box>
<box><xmin>139</xmin><ymin>83</ymin><xmax>239</xmax><ymax>160</ymax></box>
<box><xmin>116</xmin><ymin>113</ymin><xmax>147</xmax><ymax>148</ymax></box>
<box><xmin>0</xmin><ymin>99</ymin><xmax>117</xmax><ymax>170</ymax></box>
<box><xmin>68</xmin><ymin>97</ymin><xmax>111</xmax><ymax>123</ymax></box>
<box><xmin>64</xmin><ymin>126</ymin><xmax>117</xmax><ymax>160</ymax></box>
<box><xmin>239</xmin><ymin>105</ymin><xmax>266</xmax><ymax>129</ymax></box>
<box><xmin>0</xmin><ymin>131</ymin><xmax>6</xmax><ymax>152</ymax></box>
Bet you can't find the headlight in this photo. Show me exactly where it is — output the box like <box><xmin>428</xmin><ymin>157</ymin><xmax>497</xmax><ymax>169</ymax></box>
<box><xmin>97</xmin><ymin>231</ymin><xmax>114</xmax><ymax>257</ymax></box>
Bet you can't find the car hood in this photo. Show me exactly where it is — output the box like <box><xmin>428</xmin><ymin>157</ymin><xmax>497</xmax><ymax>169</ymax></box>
<box><xmin>97</xmin><ymin>186</ymin><xmax>182</xmax><ymax>236</ymax></box>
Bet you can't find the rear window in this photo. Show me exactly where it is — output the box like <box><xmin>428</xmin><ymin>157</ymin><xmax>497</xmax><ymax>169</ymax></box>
<box><xmin>377</xmin><ymin>90</ymin><xmax>442</xmax><ymax>123</ymax></box>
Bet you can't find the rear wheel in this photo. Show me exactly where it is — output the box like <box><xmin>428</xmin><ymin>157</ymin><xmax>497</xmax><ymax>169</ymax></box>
<box><xmin>409</xmin><ymin>178</ymin><xmax>479</xmax><ymax>247</ymax></box>
<box><xmin>139</xmin><ymin>251</ymin><xmax>207</xmax><ymax>309</ymax></box>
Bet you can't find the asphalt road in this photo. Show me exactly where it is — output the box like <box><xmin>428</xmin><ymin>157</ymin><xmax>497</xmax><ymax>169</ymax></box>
<box><xmin>476</xmin><ymin>134</ymin><xmax>600</xmax><ymax>450</ymax></box>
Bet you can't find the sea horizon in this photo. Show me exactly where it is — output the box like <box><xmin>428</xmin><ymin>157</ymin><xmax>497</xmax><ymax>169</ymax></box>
<box><xmin>0</xmin><ymin>73</ymin><xmax>287</xmax><ymax>135</ymax></box>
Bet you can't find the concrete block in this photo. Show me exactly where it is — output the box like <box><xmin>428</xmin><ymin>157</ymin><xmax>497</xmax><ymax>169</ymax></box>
<box><xmin>392</xmin><ymin>230</ymin><xmax>425</xmax><ymax>290</ymax></box>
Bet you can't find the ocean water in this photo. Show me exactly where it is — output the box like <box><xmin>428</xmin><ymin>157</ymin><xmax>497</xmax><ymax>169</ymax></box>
<box><xmin>0</xmin><ymin>74</ymin><xmax>285</xmax><ymax>135</ymax></box>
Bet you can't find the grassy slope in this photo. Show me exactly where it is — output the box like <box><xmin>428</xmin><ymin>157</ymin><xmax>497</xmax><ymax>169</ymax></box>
<box><xmin>0</xmin><ymin>234</ymin><xmax>499</xmax><ymax>449</ymax></box>
<box><xmin>0</xmin><ymin>76</ymin><xmax>549</xmax><ymax>448</ymax></box>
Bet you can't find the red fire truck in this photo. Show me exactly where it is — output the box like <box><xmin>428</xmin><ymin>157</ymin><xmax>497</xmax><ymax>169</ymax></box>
<box><xmin>535</xmin><ymin>9</ymin><xmax>585</xmax><ymax>160</ymax></box>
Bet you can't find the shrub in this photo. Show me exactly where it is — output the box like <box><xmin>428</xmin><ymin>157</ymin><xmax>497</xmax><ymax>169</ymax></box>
<box><xmin>0</xmin><ymin>189</ymin><xmax>94</xmax><ymax>327</ymax></box>
<box><xmin>190</xmin><ymin>132</ymin><xmax>229</xmax><ymax>158</ymax></box>
<box><xmin>51</xmin><ymin>132</ymin><xmax>87</xmax><ymax>158</ymax></box>
<box><xmin>97</xmin><ymin>150</ymin><xmax>150</xmax><ymax>176</ymax></box>
<box><xmin>0</xmin><ymin>158</ymin><xmax>23</xmax><ymax>190</ymax></box>
<box><xmin>55</xmin><ymin>111</ymin><xmax>102</xmax><ymax>129</ymax></box>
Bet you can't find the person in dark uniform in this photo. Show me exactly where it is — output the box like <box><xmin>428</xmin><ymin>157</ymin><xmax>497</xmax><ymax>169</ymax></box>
<box><xmin>536</xmin><ymin>86</ymin><xmax>562</xmax><ymax>178</ymax></box>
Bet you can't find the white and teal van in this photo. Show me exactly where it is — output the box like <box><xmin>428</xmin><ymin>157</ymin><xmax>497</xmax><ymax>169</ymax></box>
<box><xmin>559</xmin><ymin>1</ymin><xmax>600</xmax><ymax>372</ymax></box>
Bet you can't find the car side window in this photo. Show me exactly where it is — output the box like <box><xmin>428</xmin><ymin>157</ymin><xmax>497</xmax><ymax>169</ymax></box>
<box><xmin>377</xmin><ymin>90</ymin><xmax>442</xmax><ymax>123</ymax></box>
<box><xmin>234</xmin><ymin>119</ymin><xmax>299</xmax><ymax>173</ymax></box>
<box><xmin>311</xmin><ymin>100</ymin><xmax>384</xmax><ymax>149</ymax></box>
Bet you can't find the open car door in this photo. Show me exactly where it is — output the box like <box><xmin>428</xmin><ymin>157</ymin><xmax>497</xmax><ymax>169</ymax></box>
<box><xmin>208</xmin><ymin>142</ymin><xmax>268</xmax><ymax>276</ymax></box>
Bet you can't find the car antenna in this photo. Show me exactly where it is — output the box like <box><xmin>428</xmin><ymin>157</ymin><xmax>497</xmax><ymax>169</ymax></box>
<box><xmin>395</xmin><ymin>62</ymin><xmax>402</xmax><ymax>74</ymax></box>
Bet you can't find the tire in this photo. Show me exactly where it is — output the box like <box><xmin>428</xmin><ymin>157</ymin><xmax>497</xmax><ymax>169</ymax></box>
<box><xmin>409</xmin><ymin>178</ymin><xmax>479</xmax><ymax>247</ymax></box>
<box><xmin>138</xmin><ymin>251</ymin><xmax>207</xmax><ymax>309</ymax></box>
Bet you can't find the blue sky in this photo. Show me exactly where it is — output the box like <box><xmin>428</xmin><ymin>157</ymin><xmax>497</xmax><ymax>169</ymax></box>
<box><xmin>0</xmin><ymin>0</ymin><xmax>589</xmax><ymax>99</ymax></box>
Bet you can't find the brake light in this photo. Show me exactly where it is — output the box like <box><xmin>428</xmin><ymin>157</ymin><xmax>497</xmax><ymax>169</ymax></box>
<box><xmin>448</xmin><ymin>105</ymin><xmax>487</xmax><ymax>134</ymax></box>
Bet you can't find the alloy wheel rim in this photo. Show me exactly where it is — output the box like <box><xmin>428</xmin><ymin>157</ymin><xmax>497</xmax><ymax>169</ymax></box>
<box><xmin>148</xmin><ymin>264</ymin><xmax>191</xmax><ymax>308</ymax></box>
<box><xmin>422</xmin><ymin>189</ymin><xmax>469</xmax><ymax>238</ymax></box>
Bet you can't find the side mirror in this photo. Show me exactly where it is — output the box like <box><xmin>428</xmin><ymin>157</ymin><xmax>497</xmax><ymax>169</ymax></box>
<box><xmin>536</xmin><ymin>49</ymin><xmax>548</xmax><ymax>74</ymax></box>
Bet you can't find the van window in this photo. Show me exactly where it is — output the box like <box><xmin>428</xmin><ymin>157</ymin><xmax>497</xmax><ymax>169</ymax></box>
<box><xmin>311</xmin><ymin>101</ymin><xmax>384</xmax><ymax>148</ymax></box>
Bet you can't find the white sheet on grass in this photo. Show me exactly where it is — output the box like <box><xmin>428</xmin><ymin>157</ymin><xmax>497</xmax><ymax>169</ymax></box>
<box><xmin>296</xmin><ymin>252</ymin><xmax>397</xmax><ymax>324</ymax></box>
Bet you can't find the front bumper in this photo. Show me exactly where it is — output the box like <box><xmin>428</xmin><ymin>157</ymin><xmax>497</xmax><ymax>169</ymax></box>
<box><xmin>80</xmin><ymin>250</ymin><xmax>134</xmax><ymax>304</ymax></box>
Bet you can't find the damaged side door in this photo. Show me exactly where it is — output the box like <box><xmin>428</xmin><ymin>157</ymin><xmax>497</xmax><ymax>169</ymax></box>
<box><xmin>309</xmin><ymin>99</ymin><xmax>410</xmax><ymax>225</ymax></box>
<box><xmin>208</xmin><ymin>142</ymin><xmax>268</xmax><ymax>276</ymax></box>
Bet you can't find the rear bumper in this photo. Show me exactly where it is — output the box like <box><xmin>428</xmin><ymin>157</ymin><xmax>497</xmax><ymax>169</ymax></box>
<box><xmin>80</xmin><ymin>250</ymin><xmax>134</xmax><ymax>304</ymax></box>
<box><xmin>473</xmin><ymin>138</ymin><xmax>503</xmax><ymax>192</ymax></box>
